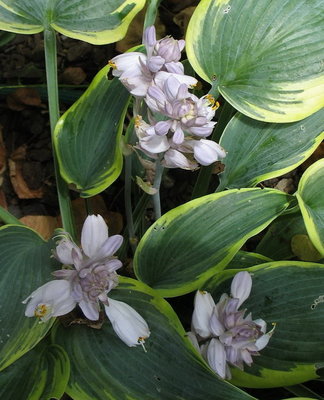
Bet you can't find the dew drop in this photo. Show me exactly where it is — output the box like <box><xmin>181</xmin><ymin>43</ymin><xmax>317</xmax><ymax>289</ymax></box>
<box><xmin>300</xmin><ymin>125</ymin><xmax>305</xmax><ymax>131</ymax></box>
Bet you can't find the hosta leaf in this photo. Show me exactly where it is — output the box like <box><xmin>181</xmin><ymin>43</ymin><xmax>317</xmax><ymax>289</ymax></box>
<box><xmin>0</xmin><ymin>0</ymin><xmax>145</xmax><ymax>44</ymax></box>
<box><xmin>218</xmin><ymin>109</ymin><xmax>324</xmax><ymax>190</ymax></box>
<box><xmin>296</xmin><ymin>159</ymin><xmax>324</xmax><ymax>256</ymax></box>
<box><xmin>186</xmin><ymin>0</ymin><xmax>324</xmax><ymax>122</ymax></box>
<box><xmin>225</xmin><ymin>251</ymin><xmax>272</xmax><ymax>269</ymax></box>
<box><xmin>205</xmin><ymin>262</ymin><xmax>324</xmax><ymax>388</ymax></box>
<box><xmin>134</xmin><ymin>188</ymin><xmax>292</xmax><ymax>297</ymax></box>
<box><xmin>256</xmin><ymin>211</ymin><xmax>307</xmax><ymax>260</ymax></box>
<box><xmin>54</xmin><ymin>65</ymin><xmax>130</xmax><ymax>197</ymax></box>
<box><xmin>53</xmin><ymin>277</ymin><xmax>254</xmax><ymax>400</ymax></box>
<box><xmin>0</xmin><ymin>225</ymin><xmax>58</xmax><ymax>371</ymax></box>
<box><xmin>0</xmin><ymin>342</ymin><xmax>70</xmax><ymax>400</ymax></box>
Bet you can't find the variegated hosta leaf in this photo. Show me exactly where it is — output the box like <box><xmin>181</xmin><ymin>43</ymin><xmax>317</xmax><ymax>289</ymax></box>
<box><xmin>54</xmin><ymin>66</ymin><xmax>130</xmax><ymax>197</ymax></box>
<box><xmin>0</xmin><ymin>343</ymin><xmax>70</xmax><ymax>400</ymax></box>
<box><xmin>134</xmin><ymin>188</ymin><xmax>292</xmax><ymax>297</ymax></box>
<box><xmin>186</xmin><ymin>0</ymin><xmax>324</xmax><ymax>122</ymax></box>
<box><xmin>0</xmin><ymin>225</ymin><xmax>59</xmax><ymax>371</ymax></box>
<box><xmin>0</xmin><ymin>0</ymin><xmax>145</xmax><ymax>44</ymax></box>
<box><xmin>296</xmin><ymin>159</ymin><xmax>324</xmax><ymax>256</ymax></box>
<box><xmin>53</xmin><ymin>277</ymin><xmax>254</xmax><ymax>400</ymax></box>
<box><xmin>218</xmin><ymin>109</ymin><xmax>324</xmax><ymax>190</ymax></box>
<box><xmin>256</xmin><ymin>211</ymin><xmax>308</xmax><ymax>260</ymax></box>
<box><xmin>205</xmin><ymin>262</ymin><xmax>324</xmax><ymax>388</ymax></box>
<box><xmin>225</xmin><ymin>251</ymin><xmax>272</xmax><ymax>270</ymax></box>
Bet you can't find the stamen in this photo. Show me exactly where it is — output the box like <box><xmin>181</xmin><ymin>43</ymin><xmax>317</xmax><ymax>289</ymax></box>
<box><xmin>138</xmin><ymin>337</ymin><xmax>148</xmax><ymax>353</ymax></box>
<box><xmin>108</xmin><ymin>60</ymin><xmax>117</xmax><ymax>69</ymax></box>
<box><xmin>205</xmin><ymin>94</ymin><xmax>220</xmax><ymax>110</ymax></box>
<box><xmin>135</xmin><ymin>115</ymin><xmax>142</xmax><ymax>128</ymax></box>
<box><xmin>34</xmin><ymin>303</ymin><xmax>50</xmax><ymax>318</ymax></box>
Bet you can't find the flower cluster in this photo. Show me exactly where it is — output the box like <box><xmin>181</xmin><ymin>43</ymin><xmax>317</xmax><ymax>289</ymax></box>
<box><xmin>189</xmin><ymin>272</ymin><xmax>274</xmax><ymax>379</ymax></box>
<box><xmin>23</xmin><ymin>215</ymin><xmax>150</xmax><ymax>348</ymax></box>
<box><xmin>109</xmin><ymin>26</ymin><xmax>226</xmax><ymax>170</ymax></box>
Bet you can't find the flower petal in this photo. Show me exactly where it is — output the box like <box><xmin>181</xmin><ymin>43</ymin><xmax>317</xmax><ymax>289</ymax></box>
<box><xmin>230</xmin><ymin>271</ymin><xmax>252</xmax><ymax>308</ymax></box>
<box><xmin>143</xmin><ymin>25</ymin><xmax>156</xmax><ymax>57</ymax></box>
<box><xmin>79</xmin><ymin>299</ymin><xmax>100</xmax><ymax>321</ymax></box>
<box><xmin>23</xmin><ymin>280</ymin><xmax>76</xmax><ymax>321</ymax></box>
<box><xmin>140</xmin><ymin>134</ymin><xmax>170</xmax><ymax>154</ymax></box>
<box><xmin>104</xmin><ymin>298</ymin><xmax>150</xmax><ymax>347</ymax></box>
<box><xmin>209</xmin><ymin>309</ymin><xmax>225</xmax><ymax>336</ymax></box>
<box><xmin>81</xmin><ymin>215</ymin><xmax>108</xmax><ymax>258</ymax></box>
<box><xmin>190</xmin><ymin>139</ymin><xmax>226</xmax><ymax>166</ymax></box>
<box><xmin>163</xmin><ymin>149</ymin><xmax>197</xmax><ymax>170</ymax></box>
<box><xmin>207</xmin><ymin>338</ymin><xmax>227</xmax><ymax>379</ymax></box>
<box><xmin>192</xmin><ymin>290</ymin><xmax>215</xmax><ymax>338</ymax></box>
<box><xmin>55</xmin><ymin>238</ymin><xmax>82</xmax><ymax>265</ymax></box>
<box><xmin>186</xmin><ymin>331</ymin><xmax>200</xmax><ymax>353</ymax></box>
<box><xmin>94</xmin><ymin>234</ymin><xmax>123</xmax><ymax>261</ymax></box>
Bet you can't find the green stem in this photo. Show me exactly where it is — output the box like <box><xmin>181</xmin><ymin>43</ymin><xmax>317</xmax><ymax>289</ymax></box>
<box><xmin>191</xmin><ymin>100</ymin><xmax>235</xmax><ymax>199</ymax></box>
<box><xmin>0</xmin><ymin>206</ymin><xmax>23</xmax><ymax>225</ymax></box>
<box><xmin>153</xmin><ymin>158</ymin><xmax>163</xmax><ymax>220</ymax></box>
<box><xmin>124</xmin><ymin>153</ymin><xmax>137</xmax><ymax>252</ymax></box>
<box><xmin>143</xmin><ymin>0</ymin><xmax>162</xmax><ymax>30</ymax></box>
<box><xmin>44</xmin><ymin>29</ymin><xmax>76</xmax><ymax>239</ymax></box>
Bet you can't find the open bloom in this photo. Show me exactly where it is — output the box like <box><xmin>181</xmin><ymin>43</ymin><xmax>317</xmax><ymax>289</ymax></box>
<box><xmin>190</xmin><ymin>272</ymin><xmax>274</xmax><ymax>379</ymax></box>
<box><xmin>23</xmin><ymin>214</ymin><xmax>150</xmax><ymax>348</ymax></box>
<box><xmin>145</xmin><ymin>75</ymin><xmax>217</xmax><ymax>144</ymax></box>
<box><xmin>134</xmin><ymin>115</ymin><xmax>225</xmax><ymax>170</ymax></box>
<box><xmin>23</xmin><ymin>280</ymin><xmax>76</xmax><ymax>322</ymax></box>
<box><xmin>109</xmin><ymin>26</ymin><xmax>196</xmax><ymax>97</ymax></box>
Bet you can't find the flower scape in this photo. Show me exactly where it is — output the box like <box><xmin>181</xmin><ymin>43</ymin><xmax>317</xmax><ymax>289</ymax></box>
<box><xmin>23</xmin><ymin>215</ymin><xmax>150</xmax><ymax>348</ymax></box>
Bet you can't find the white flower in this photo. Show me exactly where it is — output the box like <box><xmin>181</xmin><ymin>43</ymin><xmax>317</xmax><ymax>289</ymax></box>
<box><xmin>192</xmin><ymin>290</ymin><xmax>215</xmax><ymax>338</ymax></box>
<box><xmin>230</xmin><ymin>271</ymin><xmax>252</xmax><ymax>308</ymax></box>
<box><xmin>188</xmin><ymin>139</ymin><xmax>226</xmax><ymax>166</ymax></box>
<box><xmin>23</xmin><ymin>280</ymin><xmax>76</xmax><ymax>322</ymax></box>
<box><xmin>104</xmin><ymin>298</ymin><xmax>150</xmax><ymax>348</ymax></box>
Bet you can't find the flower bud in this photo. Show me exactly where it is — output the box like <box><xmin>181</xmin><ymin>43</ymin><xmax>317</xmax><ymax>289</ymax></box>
<box><xmin>104</xmin><ymin>298</ymin><xmax>150</xmax><ymax>347</ymax></box>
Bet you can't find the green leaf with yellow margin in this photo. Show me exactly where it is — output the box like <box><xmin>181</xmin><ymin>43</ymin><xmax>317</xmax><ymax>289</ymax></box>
<box><xmin>256</xmin><ymin>211</ymin><xmax>307</xmax><ymax>260</ymax></box>
<box><xmin>53</xmin><ymin>277</ymin><xmax>255</xmax><ymax>400</ymax></box>
<box><xmin>54</xmin><ymin>65</ymin><xmax>130</xmax><ymax>198</ymax></box>
<box><xmin>218</xmin><ymin>109</ymin><xmax>324</xmax><ymax>190</ymax></box>
<box><xmin>0</xmin><ymin>0</ymin><xmax>145</xmax><ymax>44</ymax></box>
<box><xmin>134</xmin><ymin>188</ymin><xmax>292</xmax><ymax>297</ymax></box>
<box><xmin>296</xmin><ymin>159</ymin><xmax>324</xmax><ymax>256</ymax></box>
<box><xmin>0</xmin><ymin>342</ymin><xmax>70</xmax><ymax>400</ymax></box>
<box><xmin>0</xmin><ymin>225</ymin><xmax>59</xmax><ymax>371</ymax></box>
<box><xmin>186</xmin><ymin>0</ymin><xmax>324</xmax><ymax>122</ymax></box>
<box><xmin>225</xmin><ymin>251</ymin><xmax>272</xmax><ymax>270</ymax></box>
<box><xmin>204</xmin><ymin>262</ymin><xmax>324</xmax><ymax>388</ymax></box>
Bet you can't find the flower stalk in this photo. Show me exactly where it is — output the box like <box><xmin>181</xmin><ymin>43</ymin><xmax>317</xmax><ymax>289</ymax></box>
<box><xmin>44</xmin><ymin>29</ymin><xmax>76</xmax><ymax>239</ymax></box>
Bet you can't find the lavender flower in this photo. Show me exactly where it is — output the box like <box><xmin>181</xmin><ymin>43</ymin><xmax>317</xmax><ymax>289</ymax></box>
<box><xmin>23</xmin><ymin>215</ymin><xmax>150</xmax><ymax>348</ymax></box>
<box><xmin>190</xmin><ymin>272</ymin><xmax>274</xmax><ymax>379</ymax></box>
<box><xmin>134</xmin><ymin>109</ymin><xmax>225</xmax><ymax>170</ymax></box>
<box><xmin>109</xmin><ymin>26</ymin><xmax>196</xmax><ymax>97</ymax></box>
<box><xmin>145</xmin><ymin>75</ymin><xmax>218</xmax><ymax>144</ymax></box>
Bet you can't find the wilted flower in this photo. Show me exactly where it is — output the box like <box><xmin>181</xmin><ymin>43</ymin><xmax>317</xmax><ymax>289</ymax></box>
<box><xmin>190</xmin><ymin>272</ymin><xmax>274</xmax><ymax>379</ymax></box>
<box><xmin>109</xmin><ymin>26</ymin><xmax>196</xmax><ymax>97</ymax></box>
<box><xmin>23</xmin><ymin>215</ymin><xmax>150</xmax><ymax>348</ymax></box>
